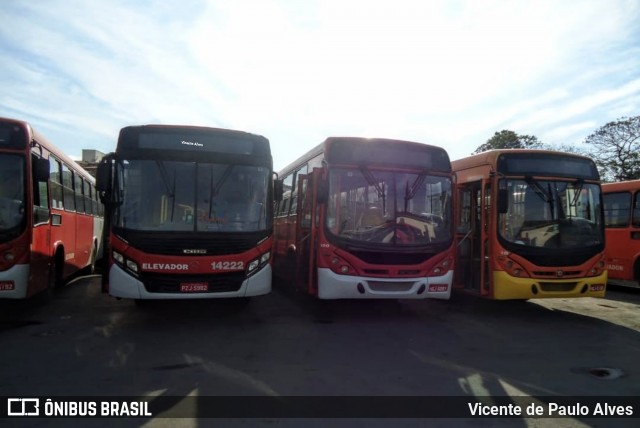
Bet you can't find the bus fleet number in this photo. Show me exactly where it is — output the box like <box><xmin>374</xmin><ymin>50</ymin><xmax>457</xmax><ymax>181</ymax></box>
<box><xmin>211</xmin><ymin>261</ymin><xmax>244</xmax><ymax>271</ymax></box>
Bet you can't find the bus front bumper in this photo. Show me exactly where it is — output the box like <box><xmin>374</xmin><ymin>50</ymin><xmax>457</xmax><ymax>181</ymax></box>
<box><xmin>108</xmin><ymin>264</ymin><xmax>271</xmax><ymax>300</ymax></box>
<box><xmin>0</xmin><ymin>264</ymin><xmax>30</xmax><ymax>299</ymax></box>
<box><xmin>492</xmin><ymin>271</ymin><xmax>607</xmax><ymax>300</ymax></box>
<box><xmin>317</xmin><ymin>268</ymin><xmax>452</xmax><ymax>300</ymax></box>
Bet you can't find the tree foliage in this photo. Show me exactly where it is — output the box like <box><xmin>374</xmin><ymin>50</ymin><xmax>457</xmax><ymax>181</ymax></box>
<box><xmin>583</xmin><ymin>115</ymin><xmax>640</xmax><ymax>182</ymax></box>
<box><xmin>473</xmin><ymin>130</ymin><xmax>543</xmax><ymax>154</ymax></box>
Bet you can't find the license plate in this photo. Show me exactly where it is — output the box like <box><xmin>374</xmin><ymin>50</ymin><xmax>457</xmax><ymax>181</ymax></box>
<box><xmin>180</xmin><ymin>282</ymin><xmax>208</xmax><ymax>292</ymax></box>
<box><xmin>0</xmin><ymin>281</ymin><xmax>15</xmax><ymax>291</ymax></box>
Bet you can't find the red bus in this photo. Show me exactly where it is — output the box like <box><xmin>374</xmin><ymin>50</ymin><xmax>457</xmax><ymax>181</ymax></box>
<box><xmin>452</xmin><ymin>149</ymin><xmax>607</xmax><ymax>299</ymax></box>
<box><xmin>272</xmin><ymin>137</ymin><xmax>454</xmax><ymax>300</ymax></box>
<box><xmin>602</xmin><ymin>179</ymin><xmax>640</xmax><ymax>288</ymax></box>
<box><xmin>96</xmin><ymin>125</ymin><xmax>281</xmax><ymax>301</ymax></box>
<box><xmin>0</xmin><ymin>117</ymin><xmax>103</xmax><ymax>299</ymax></box>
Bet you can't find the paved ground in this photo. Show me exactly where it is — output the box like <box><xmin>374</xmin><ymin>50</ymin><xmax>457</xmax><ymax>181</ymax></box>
<box><xmin>1</xmin><ymin>276</ymin><xmax>639</xmax><ymax>427</ymax></box>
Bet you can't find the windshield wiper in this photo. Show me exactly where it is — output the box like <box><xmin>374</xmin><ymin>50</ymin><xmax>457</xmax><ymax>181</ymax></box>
<box><xmin>359</xmin><ymin>166</ymin><xmax>386</xmax><ymax>214</ymax></box>
<box><xmin>404</xmin><ymin>171</ymin><xmax>428</xmax><ymax>211</ymax></box>
<box><xmin>207</xmin><ymin>165</ymin><xmax>235</xmax><ymax>219</ymax></box>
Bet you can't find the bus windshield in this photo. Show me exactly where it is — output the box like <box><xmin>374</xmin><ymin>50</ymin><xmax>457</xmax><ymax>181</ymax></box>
<box><xmin>326</xmin><ymin>167</ymin><xmax>452</xmax><ymax>246</ymax></box>
<box><xmin>499</xmin><ymin>178</ymin><xmax>603</xmax><ymax>249</ymax></box>
<box><xmin>114</xmin><ymin>159</ymin><xmax>271</xmax><ymax>233</ymax></box>
<box><xmin>0</xmin><ymin>154</ymin><xmax>26</xmax><ymax>242</ymax></box>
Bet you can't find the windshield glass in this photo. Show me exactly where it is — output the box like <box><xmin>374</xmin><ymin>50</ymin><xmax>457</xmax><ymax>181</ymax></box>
<box><xmin>114</xmin><ymin>160</ymin><xmax>271</xmax><ymax>232</ymax></box>
<box><xmin>499</xmin><ymin>179</ymin><xmax>603</xmax><ymax>249</ymax></box>
<box><xmin>326</xmin><ymin>167</ymin><xmax>452</xmax><ymax>246</ymax></box>
<box><xmin>0</xmin><ymin>154</ymin><xmax>26</xmax><ymax>242</ymax></box>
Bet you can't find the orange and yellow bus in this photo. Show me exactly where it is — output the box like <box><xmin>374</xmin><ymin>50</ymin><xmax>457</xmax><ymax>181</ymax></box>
<box><xmin>602</xmin><ymin>179</ymin><xmax>640</xmax><ymax>288</ymax></box>
<box><xmin>0</xmin><ymin>117</ymin><xmax>103</xmax><ymax>299</ymax></box>
<box><xmin>452</xmin><ymin>149</ymin><xmax>606</xmax><ymax>299</ymax></box>
<box><xmin>273</xmin><ymin>137</ymin><xmax>454</xmax><ymax>300</ymax></box>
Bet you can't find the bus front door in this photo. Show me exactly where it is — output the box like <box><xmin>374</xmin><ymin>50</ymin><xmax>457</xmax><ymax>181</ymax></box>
<box><xmin>295</xmin><ymin>170</ymin><xmax>320</xmax><ymax>296</ymax></box>
<box><xmin>456</xmin><ymin>181</ymin><xmax>485</xmax><ymax>295</ymax></box>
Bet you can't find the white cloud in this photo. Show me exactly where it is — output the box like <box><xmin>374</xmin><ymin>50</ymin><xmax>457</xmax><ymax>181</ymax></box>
<box><xmin>0</xmin><ymin>0</ymin><xmax>638</xmax><ymax>166</ymax></box>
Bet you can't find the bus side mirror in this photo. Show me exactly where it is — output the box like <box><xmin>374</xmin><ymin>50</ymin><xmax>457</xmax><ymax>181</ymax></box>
<box><xmin>498</xmin><ymin>188</ymin><xmax>508</xmax><ymax>214</ymax></box>
<box><xmin>95</xmin><ymin>159</ymin><xmax>111</xmax><ymax>194</ymax></box>
<box><xmin>317</xmin><ymin>179</ymin><xmax>328</xmax><ymax>205</ymax></box>
<box><xmin>34</xmin><ymin>157</ymin><xmax>50</xmax><ymax>182</ymax></box>
<box><xmin>274</xmin><ymin>179</ymin><xmax>284</xmax><ymax>202</ymax></box>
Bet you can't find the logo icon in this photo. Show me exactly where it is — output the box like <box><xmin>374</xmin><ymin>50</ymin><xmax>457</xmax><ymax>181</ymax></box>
<box><xmin>7</xmin><ymin>398</ymin><xmax>40</xmax><ymax>416</ymax></box>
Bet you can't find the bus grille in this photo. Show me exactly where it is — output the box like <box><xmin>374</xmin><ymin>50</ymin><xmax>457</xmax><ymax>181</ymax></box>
<box><xmin>141</xmin><ymin>272</ymin><xmax>245</xmax><ymax>293</ymax></box>
<box><xmin>539</xmin><ymin>282</ymin><xmax>578</xmax><ymax>292</ymax></box>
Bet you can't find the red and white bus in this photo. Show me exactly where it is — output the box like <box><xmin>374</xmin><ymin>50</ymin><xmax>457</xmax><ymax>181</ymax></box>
<box><xmin>602</xmin><ymin>179</ymin><xmax>640</xmax><ymax>288</ymax></box>
<box><xmin>452</xmin><ymin>149</ymin><xmax>606</xmax><ymax>299</ymax></box>
<box><xmin>96</xmin><ymin>125</ymin><xmax>281</xmax><ymax>301</ymax></box>
<box><xmin>0</xmin><ymin>117</ymin><xmax>103</xmax><ymax>299</ymax></box>
<box><xmin>272</xmin><ymin>137</ymin><xmax>454</xmax><ymax>299</ymax></box>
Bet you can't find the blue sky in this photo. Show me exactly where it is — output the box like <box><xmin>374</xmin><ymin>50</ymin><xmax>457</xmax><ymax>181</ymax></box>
<box><xmin>1</xmin><ymin>0</ymin><xmax>639</xmax><ymax>170</ymax></box>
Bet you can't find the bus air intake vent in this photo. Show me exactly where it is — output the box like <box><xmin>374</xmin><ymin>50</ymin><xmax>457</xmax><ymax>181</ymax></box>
<box><xmin>534</xmin><ymin>271</ymin><xmax>581</xmax><ymax>277</ymax></box>
<box><xmin>539</xmin><ymin>282</ymin><xmax>578</xmax><ymax>292</ymax></box>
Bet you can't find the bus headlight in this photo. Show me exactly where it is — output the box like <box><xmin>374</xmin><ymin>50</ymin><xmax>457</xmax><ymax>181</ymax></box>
<box><xmin>247</xmin><ymin>250</ymin><xmax>271</xmax><ymax>276</ymax></box>
<box><xmin>112</xmin><ymin>251</ymin><xmax>124</xmax><ymax>264</ymax></box>
<box><xmin>113</xmin><ymin>250</ymin><xmax>139</xmax><ymax>276</ymax></box>
<box><xmin>126</xmin><ymin>259</ymin><xmax>139</xmax><ymax>273</ymax></box>
<box><xmin>247</xmin><ymin>259</ymin><xmax>260</xmax><ymax>273</ymax></box>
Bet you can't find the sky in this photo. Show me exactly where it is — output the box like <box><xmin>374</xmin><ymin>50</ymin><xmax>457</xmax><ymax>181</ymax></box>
<box><xmin>1</xmin><ymin>0</ymin><xmax>639</xmax><ymax>171</ymax></box>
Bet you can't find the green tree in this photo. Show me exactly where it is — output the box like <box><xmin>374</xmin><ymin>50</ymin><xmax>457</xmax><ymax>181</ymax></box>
<box><xmin>473</xmin><ymin>130</ymin><xmax>543</xmax><ymax>154</ymax></box>
<box><xmin>583</xmin><ymin>116</ymin><xmax>640</xmax><ymax>182</ymax></box>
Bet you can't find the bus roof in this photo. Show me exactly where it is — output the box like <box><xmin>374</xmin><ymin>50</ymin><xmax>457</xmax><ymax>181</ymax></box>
<box><xmin>279</xmin><ymin>136</ymin><xmax>450</xmax><ymax>176</ymax></box>
<box><xmin>452</xmin><ymin>149</ymin><xmax>599</xmax><ymax>180</ymax></box>
<box><xmin>115</xmin><ymin>124</ymin><xmax>271</xmax><ymax>162</ymax></box>
<box><xmin>601</xmin><ymin>179</ymin><xmax>640</xmax><ymax>192</ymax></box>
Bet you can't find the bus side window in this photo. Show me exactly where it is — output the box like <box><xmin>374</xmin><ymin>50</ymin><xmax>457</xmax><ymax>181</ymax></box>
<box><xmin>32</xmin><ymin>153</ymin><xmax>50</xmax><ymax>224</ymax></box>
<box><xmin>603</xmin><ymin>192</ymin><xmax>630</xmax><ymax>228</ymax></box>
<box><xmin>633</xmin><ymin>192</ymin><xmax>640</xmax><ymax>228</ymax></box>
<box><xmin>50</xmin><ymin>157</ymin><xmax>64</xmax><ymax>210</ymax></box>
<box><xmin>75</xmin><ymin>174</ymin><xmax>85</xmax><ymax>214</ymax></box>
<box><xmin>62</xmin><ymin>164</ymin><xmax>76</xmax><ymax>212</ymax></box>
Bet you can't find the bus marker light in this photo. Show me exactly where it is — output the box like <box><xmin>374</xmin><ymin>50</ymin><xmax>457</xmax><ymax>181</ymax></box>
<box><xmin>417</xmin><ymin>284</ymin><xmax>426</xmax><ymax>294</ymax></box>
<box><xmin>340</xmin><ymin>265</ymin><xmax>349</xmax><ymax>273</ymax></box>
<box><xmin>357</xmin><ymin>283</ymin><xmax>365</xmax><ymax>294</ymax></box>
<box><xmin>4</xmin><ymin>252</ymin><xmax>15</xmax><ymax>261</ymax></box>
